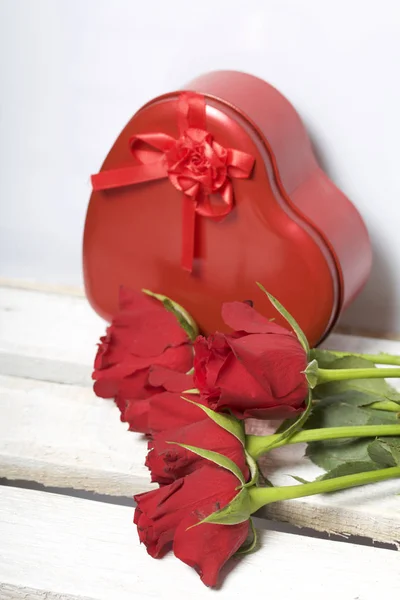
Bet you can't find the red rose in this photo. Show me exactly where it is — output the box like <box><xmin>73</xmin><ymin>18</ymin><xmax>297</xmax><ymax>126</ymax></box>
<box><xmin>93</xmin><ymin>287</ymin><xmax>193</xmax><ymax>406</ymax></box>
<box><xmin>145</xmin><ymin>398</ymin><xmax>248</xmax><ymax>485</ymax></box>
<box><xmin>134</xmin><ymin>464</ymin><xmax>249</xmax><ymax>587</ymax></box>
<box><xmin>194</xmin><ymin>301</ymin><xmax>308</xmax><ymax>419</ymax></box>
<box><xmin>117</xmin><ymin>367</ymin><xmax>194</xmax><ymax>435</ymax></box>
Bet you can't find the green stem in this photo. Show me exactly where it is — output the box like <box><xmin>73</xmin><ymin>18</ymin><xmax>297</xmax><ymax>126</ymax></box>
<box><xmin>328</xmin><ymin>350</ymin><xmax>400</xmax><ymax>366</ymax></box>
<box><xmin>317</xmin><ymin>367</ymin><xmax>400</xmax><ymax>384</ymax></box>
<box><xmin>246</xmin><ymin>424</ymin><xmax>400</xmax><ymax>460</ymax></box>
<box><xmin>248</xmin><ymin>466</ymin><xmax>400</xmax><ymax>514</ymax></box>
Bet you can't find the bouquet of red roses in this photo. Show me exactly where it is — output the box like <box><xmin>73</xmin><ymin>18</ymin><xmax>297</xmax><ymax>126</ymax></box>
<box><xmin>93</xmin><ymin>284</ymin><xmax>400</xmax><ymax>587</ymax></box>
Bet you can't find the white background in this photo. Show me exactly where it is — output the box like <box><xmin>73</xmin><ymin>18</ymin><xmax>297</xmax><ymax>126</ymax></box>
<box><xmin>0</xmin><ymin>0</ymin><xmax>399</xmax><ymax>332</ymax></box>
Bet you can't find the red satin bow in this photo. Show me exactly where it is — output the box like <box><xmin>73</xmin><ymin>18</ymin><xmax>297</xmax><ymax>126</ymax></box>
<box><xmin>91</xmin><ymin>92</ymin><xmax>255</xmax><ymax>272</ymax></box>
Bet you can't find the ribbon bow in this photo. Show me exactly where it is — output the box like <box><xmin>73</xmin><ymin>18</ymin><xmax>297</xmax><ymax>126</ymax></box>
<box><xmin>91</xmin><ymin>92</ymin><xmax>255</xmax><ymax>272</ymax></box>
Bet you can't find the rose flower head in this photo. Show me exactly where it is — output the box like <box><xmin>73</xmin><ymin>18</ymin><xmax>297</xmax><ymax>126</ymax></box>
<box><xmin>145</xmin><ymin>395</ymin><xmax>249</xmax><ymax>485</ymax></box>
<box><xmin>93</xmin><ymin>287</ymin><xmax>194</xmax><ymax>419</ymax></box>
<box><xmin>135</xmin><ymin>404</ymin><xmax>252</xmax><ymax>587</ymax></box>
<box><xmin>194</xmin><ymin>300</ymin><xmax>308</xmax><ymax>420</ymax></box>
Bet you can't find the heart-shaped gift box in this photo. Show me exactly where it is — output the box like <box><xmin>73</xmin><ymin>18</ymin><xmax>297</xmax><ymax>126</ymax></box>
<box><xmin>83</xmin><ymin>71</ymin><xmax>371</xmax><ymax>345</ymax></box>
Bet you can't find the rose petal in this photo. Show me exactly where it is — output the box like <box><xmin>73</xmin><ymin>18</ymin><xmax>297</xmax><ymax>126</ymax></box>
<box><xmin>194</xmin><ymin>334</ymin><xmax>230</xmax><ymax>391</ymax></box>
<box><xmin>174</xmin><ymin>516</ymin><xmax>249</xmax><ymax>587</ymax></box>
<box><xmin>93</xmin><ymin>344</ymin><xmax>193</xmax><ymax>393</ymax></box>
<box><xmin>122</xmin><ymin>397</ymin><xmax>152</xmax><ymax>433</ymax></box>
<box><xmin>148</xmin><ymin>366</ymin><xmax>194</xmax><ymax>392</ymax></box>
<box><xmin>134</xmin><ymin>465</ymin><xmax>242</xmax><ymax>572</ymax></box>
<box><xmin>112</xmin><ymin>287</ymin><xmax>190</xmax><ymax>357</ymax></box>
<box><xmin>243</xmin><ymin>403</ymin><xmax>306</xmax><ymax>420</ymax></box>
<box><xmin>155</xmin><ymin>344</ymin><xmax>194</xmax><ymax>373</ymax></box>
<box><xmin>214</xmin><ymin>352</ymin><xmax>276</xmax><ymax>417</ymax></box>
<box><xmin>148</xmin><ymin>391</ymin><xmax>203</xmax><ymax>434</ymax></box>
<box><xmin>227</xmin><ymin>333</ymin><xmax>307</xmax><ymax>400</ymax></box>
<box><xmin>145</xmin><ymin>446</ymin><xmax>174</xmax><ymax>485</ymax></box>
<box><xmin>93</xmin><ymin>368</ymin><xmax>152</xmax><ymax>400</ymax></box>
<box><xmin>147</xmin><ymin>412</ymin><xmax>248</xmax><ymax>483</ymax></box>
<box><xmin>193</xmin><ymin>336</ymin><xmax>209</xmax><ymax>390</ymax></box>
<box><xmin>134</xmin><ymin>479</ymin><xmax>184</xmax><ymax>557</ymax></box>
<box><xmin>222</xmin><ymin>301</ymin><xmax>294</xmax><ymax>336</ymax></box>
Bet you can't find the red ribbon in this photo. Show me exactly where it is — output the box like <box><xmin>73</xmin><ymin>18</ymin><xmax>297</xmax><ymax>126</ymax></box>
<box><xmin>91</xmin><ymin>92</ymin><xmax>255</xmax><ymax>272</ymax></box>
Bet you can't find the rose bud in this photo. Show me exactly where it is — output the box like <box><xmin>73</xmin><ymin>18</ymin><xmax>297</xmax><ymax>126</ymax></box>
<box><xmin>134</xmin><ymin>464</ymin><xmax>250</xmax><ymax>587</ymax></box>
<box><xmin>194</xmin><ymin>300</ymin><xmax>308</xmax><ymax>420</ymax></box>
<box><xmin>145</xmin><ymin>397</ymin><xmax>248</xmax><ymax>485</ymax></box>
<box><xmin>93</xmin><ymin>287</ymin><xmax>193</xmax><ymax>409</ymax></box>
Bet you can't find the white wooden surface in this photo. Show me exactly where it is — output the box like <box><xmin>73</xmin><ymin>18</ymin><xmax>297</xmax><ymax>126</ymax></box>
<box><xmin>0</xmin><ymin>374</ymin><xmax>151</xmax><ymax>496</ymax></box>
<box><xmin>0</xmin><ymin>285</ymin><xmax>102</xmax><ymax>386</ymax></box>
<box><xmin>1</xmin><ymin>486</ymin><xmax>399</xmax><ymax>600</ymax></box>
<box><xmin>1</xmin><ymin>285</ymin><xmax>400</xmax><ymax>538</ymax></box>
<box><xmin>1</xmin><ymin>371</ymin><xmax>399</xmax><ymax>543</ymax></box>
<box><xmin>0</xmin><ymin>283</ymin><xmax>399</xmax><ymax>597</ymax></box>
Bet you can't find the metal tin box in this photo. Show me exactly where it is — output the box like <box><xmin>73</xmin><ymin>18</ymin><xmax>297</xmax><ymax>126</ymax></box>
<box><xmin>83</xmin><ymin>71</ymin><xmax>371</xmax><ymax>345</ymax></box>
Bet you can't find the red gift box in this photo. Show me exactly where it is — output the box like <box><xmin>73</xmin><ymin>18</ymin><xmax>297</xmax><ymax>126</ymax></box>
<box><xmin>83</xmin><ymin>71</ymin><xmax>371</xmax><ymax>346</ymax></box>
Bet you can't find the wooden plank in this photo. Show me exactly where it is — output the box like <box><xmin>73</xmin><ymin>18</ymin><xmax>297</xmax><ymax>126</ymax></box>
<box><xmin>0</xmin><ymin>277</ymin><xmax>85</xmax><ymax>296</ymax></box>
<box><xmin>0</xmin><ymin>375</ymin><xmax>152</xmax><ymax>497</ymax></box>
<box><xmin>0</xmin><ymin>286</ymin><xmax>103</xmax><ymax>385</ymax></box>
<box><xmin>1</xmin><ymin>374</ymin><xmax>400</xmax><ymax>544</ymax></box>
<box><xmin>2</xmin><ymin>284</ymin><xmax>400</xmax><ymax>385</ymax></box>
<box><xmin>0</xmin><ymin>486</ymin><xmax>399</xmax><ymax>600</ymax></box>
<box><xmin>0</xmin><ymin>583</ymin><xmax>95</xmax><ymax>600</ymax></box>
